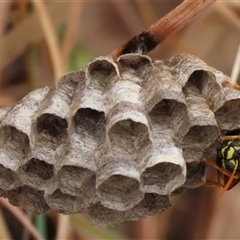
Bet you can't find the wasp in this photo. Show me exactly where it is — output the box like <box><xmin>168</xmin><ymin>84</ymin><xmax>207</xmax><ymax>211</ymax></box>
<box><xmin>200</xmin><ymin>81</ymin><xmax>240</xmax><ymax>195</ymax></box>
<box><xmin>201</xmin><ymin>129</ymin><xmax>240</xmax><ymax>195</ymax></box>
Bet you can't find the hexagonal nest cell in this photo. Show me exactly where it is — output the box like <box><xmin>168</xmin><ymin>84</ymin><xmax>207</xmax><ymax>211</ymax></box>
<box><xmin>1</xmin><ymin>54</ymin><xmax>240</xmax><ymax>227</ymax></box>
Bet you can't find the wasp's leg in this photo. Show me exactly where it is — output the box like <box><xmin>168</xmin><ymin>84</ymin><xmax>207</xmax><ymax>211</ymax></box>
<box><xmin>219</xmin><ymin>135</ymin><xmax>240</xmax><ymax>142</ymax></box>
<box><xmin>200</xmin><ymin>157</ymin><xmax>239</xmax><ymax>179</ymax></box>
<box><xmin>202</xmin><ymin>180</ymin><xmax>223</xmax><ymax>188</ymax></box>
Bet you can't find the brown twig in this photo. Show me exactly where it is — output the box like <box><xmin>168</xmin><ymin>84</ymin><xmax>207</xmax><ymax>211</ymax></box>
<box><xmin>111</xmin><ymin>0</ymin><xmax>216</xmax><ymax>57</ymax></box>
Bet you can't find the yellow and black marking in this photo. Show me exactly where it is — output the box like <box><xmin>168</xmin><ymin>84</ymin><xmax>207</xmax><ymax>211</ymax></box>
<box><xmin>217</xmin><ymin>140</ymin><xmax>240</xmax><ymax>173</ymax></box>
<box><xmin>201</xmin><ymin>130</ymin><xmax>240</xmax><ymax>195</ymax></box>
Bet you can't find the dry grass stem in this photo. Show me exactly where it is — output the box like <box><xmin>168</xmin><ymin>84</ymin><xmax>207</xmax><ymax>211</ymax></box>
<box><xmin>214</xmin><ymin>2</ymin><xmax>240</xmax><ymax>84</ymax></box>
<box><xmin>61</xmin><ymin>2</ymin><xmax>83</xmax><ymax>68</ymax></box>
<box><xmin>213</xmin><ymin>2</ymin><xmax>240</xmax><ymax>32</ymax></box>
<box><xmin>0</xmin><ymin>208</ymin><xmax>11</xmax><ymax>240</ymax></box>
<box><xmin>231</xmin><ymin>42</ymin><xmax>240</xmax><ymax>84</ymax></box>
<box><xmin>0</xmin><ymin>1</ymin><xmax>11</xmax><ymax>73</ymax></box>
<box><xmin>55</xmin><ymin>215</ymin><xmax>70</xmax><ymax>240</ymax></box>
<box><xmin>109</xmin><ymin>0</ymin><xmax>143</xmax><ymax>34</ymax></box>
<box><xmin>0</xmin><ymin>198</ymin><xmax>44</xmax><ymax>240</ymax></box>
<box><xmin>32</xmin><ymin>0</ymin><xmax>64</xmax><ymax>83</ymax></box>
<box><xmin>134</xmin><ymin>0</ymin><xmax>158</xmax><ymax>27</ymax></box>
<box><xmin>137</xmin><ymin>217</ymin><xmax>158</xmax><ymax>240</ymax></box>
<box><xmin>0</xmin><ymin>2</ymin><xmax>68</xmax><ymax>74</ymax></box>
<box><xmin>0</xmin><ymin>1</ymin><xmax>11</xmax><ymax>38</ymax></box>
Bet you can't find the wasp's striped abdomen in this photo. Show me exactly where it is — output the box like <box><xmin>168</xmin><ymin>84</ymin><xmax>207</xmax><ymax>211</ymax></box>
<box><xmin>217</xmin><ymin>140</ymin><xmax>240</xmax><ymax>172</ymax></box>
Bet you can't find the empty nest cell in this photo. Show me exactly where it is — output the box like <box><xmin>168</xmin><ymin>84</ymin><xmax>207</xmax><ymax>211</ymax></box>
<box><xmin>45</xmin><ymin>188</ymin><xmax>85</xmax><ymax>214</ymax></box>
<box><xmin>0</xmin><ymin>125</ymin><xmax>30</xmax><ymax>176</ymax></box>
<box><xmin>107</xmin><ymin>119</ymin><xmax>151</xmax><ymax>163</ymax></box>
<box><xmin>96</xmin><ymin>161</ymin><xmax>143</xmax><ymax>211</ymax></box>
<box><xmin>6</xmin><ymin>185</ymin><xmax>49</xmax><ymax>214</ymax></box>
<box><xmin>58</xmin><ymin>165</ymin><xmax>96</xmax><ymax>204</ymax></box>
<box><xmin>0</xmin><ymin>164</ymin><xmax>17</xmax><ymax>191</ymax></box>
<box><xmin>20</xmin><ymin>158</ymin><xmax>54</xmax><ymax>190</ymax></box>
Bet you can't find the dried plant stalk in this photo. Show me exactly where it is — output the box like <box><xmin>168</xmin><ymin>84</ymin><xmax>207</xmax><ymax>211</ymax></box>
<box><xmin>32</xmin><ymin>0</ymin><xmax>64</xmax><ymax>82</ymax></box>
<box><xmin>111</xmin><ymin>0</ymin><xmax>216</xmax><ymax>57</ymax></box>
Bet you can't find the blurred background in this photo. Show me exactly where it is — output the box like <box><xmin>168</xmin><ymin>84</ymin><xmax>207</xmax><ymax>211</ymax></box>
<box><xmin>0</xmin><ymin>1</ymin><xmax>240</xmax><ymax>239</ymax></box>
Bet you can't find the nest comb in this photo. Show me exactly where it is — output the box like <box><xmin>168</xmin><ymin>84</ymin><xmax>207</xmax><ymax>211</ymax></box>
<box><xmin>0</xmin><ymin>53</ymin><xmax>240</xmax><ymax>227</ymax></box>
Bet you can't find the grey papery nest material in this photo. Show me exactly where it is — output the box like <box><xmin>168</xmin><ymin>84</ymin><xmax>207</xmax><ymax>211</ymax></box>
<box><xmin>0</xmin><ymin>54</ymin><xmax>240</xmax><ymax>227</ymax></box>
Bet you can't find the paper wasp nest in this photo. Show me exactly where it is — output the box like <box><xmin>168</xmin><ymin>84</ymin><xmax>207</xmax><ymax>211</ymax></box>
<box><xmin>0</xmin><ymin>54</ymin><xmax>240</xmax><ymax>227</ymax></box>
